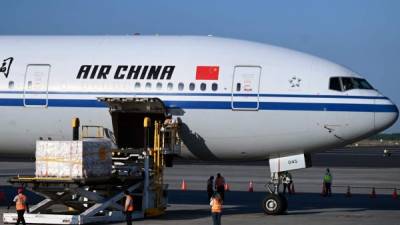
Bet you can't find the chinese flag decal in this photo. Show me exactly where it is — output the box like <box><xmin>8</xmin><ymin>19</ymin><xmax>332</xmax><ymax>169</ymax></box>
<box><xmin>196</xmin><ymin>66</ymin><xmax>219</xmax><ymax>80</ymax></box>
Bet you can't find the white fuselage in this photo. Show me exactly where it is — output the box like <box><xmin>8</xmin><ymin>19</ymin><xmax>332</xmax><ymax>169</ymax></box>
<box><xmin>0</xmin><ymin>36</ymin><xmax>398</xmax><ymax>160</ymax></box>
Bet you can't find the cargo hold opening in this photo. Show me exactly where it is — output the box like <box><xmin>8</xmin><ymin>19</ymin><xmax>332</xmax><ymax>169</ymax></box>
<box><xmin>98</xmin><ymin>98</ymin><xmax>167</xmax><ymax>149</ymax></box>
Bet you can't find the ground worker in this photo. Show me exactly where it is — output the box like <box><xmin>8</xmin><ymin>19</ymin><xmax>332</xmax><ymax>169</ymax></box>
<box><xmin>210</xmin><ymin>192</ymin><xmax>223</xmax><ymax>225</ymax></box>
<box><xmin>215</xmin><ymin>173</ymin><xmax>226</xmax><ymax>201</ymax></box>
<box><xmin>323</xmin><ymin>168</ymin><xmax>333</xmax><ymax>196</ymax></box>
<box><xmin>282</xmin><ymin>171</ymin><xmax>293</xmax><ymax>195</ymax></box>
<box><xmin>207</xmin><ymin>176</ymin><xmax>215</xmax><ymax>200</ymax></box>
<box><xmin>12</xmin><ymin>188</ymin><xmax>28</xmax><ymax>225</ymax></box>
<box><xmin>124</xmin><ymin>190</ymin><xmax>135</xmax><ymax>225</ymax></box>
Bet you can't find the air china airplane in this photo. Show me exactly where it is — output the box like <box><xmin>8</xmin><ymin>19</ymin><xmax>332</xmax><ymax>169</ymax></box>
<box><xmin>0</xmin><ymin>36</ymin><xmax>398</xmax><ymax>214</ymax></box>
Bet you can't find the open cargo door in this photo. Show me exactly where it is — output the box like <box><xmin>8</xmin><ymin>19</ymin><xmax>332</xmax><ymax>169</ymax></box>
<box><xmin>98</xmin><ymin>97</ymin><xmax>167</xmax><ymax>150</ymax></box>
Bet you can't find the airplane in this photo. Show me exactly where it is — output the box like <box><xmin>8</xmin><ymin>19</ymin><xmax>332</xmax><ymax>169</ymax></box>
<box><xmin>0</xmin><ymin>35</ymin><xmax>398</xmax><ymax>215</ymax></box>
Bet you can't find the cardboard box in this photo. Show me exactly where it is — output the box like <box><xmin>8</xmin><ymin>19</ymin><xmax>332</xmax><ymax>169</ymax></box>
<box><xmin>35</xmin><ymin>140</ymin><xmax>112</xmax><ymax>178</ymax></box>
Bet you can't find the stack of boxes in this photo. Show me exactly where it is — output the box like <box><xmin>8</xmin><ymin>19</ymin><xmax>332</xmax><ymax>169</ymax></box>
<box><xmin>35</xmin><ymin>140</ymin><xmax>112</xmax><ymax>178</ymax></box>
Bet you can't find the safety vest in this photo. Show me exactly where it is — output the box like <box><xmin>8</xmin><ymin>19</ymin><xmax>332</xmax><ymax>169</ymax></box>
<box><xmin>211</xmin><ymin>198</ymin><xmax>222</xmax><ymax>213</ymax></box>
<box><xmin>126</xmin><ymin>195</ymin><xmax>134</xmax><ymax>212</ymax></box>
<box><xmin>15</xmin><ymin>194</ymin><xmax>27</xmax><ymax>211</ymax></box>
<box><xmin>324</xmin><ymin>174</ymin><xmax>332</xmax><ymax>183</ymax></box>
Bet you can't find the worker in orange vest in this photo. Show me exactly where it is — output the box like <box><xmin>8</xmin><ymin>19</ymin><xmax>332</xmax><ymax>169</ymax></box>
<box><xmin>13</xmin><ymin>188</ymin><xmax>28</xmax><ymax>225</ymax></box>
<box><xmin>210</xmin><ymin>192</ymin><xmax>223</xmax><ymax>225</ymax></box>
<box><xmin>124</xmin><ymin>190</ymin><xmax>135</xmax><ymax>225</ymax></box>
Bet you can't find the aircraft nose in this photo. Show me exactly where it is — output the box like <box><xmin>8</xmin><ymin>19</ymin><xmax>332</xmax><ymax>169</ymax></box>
<box><xmin>374</xmin><ymin>99</ymin><xmax>399</xmax><ymax>132</ymax></box>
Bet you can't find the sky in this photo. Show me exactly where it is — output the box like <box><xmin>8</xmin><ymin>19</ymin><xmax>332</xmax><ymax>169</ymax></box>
<box><xmin>1</xmin><ymin>0</ymin><xmax>399</xmax><ymax>132</ymax></box>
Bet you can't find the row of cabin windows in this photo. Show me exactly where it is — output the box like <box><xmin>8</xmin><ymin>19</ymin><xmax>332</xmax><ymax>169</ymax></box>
<box><xmin>329</xmin><ymin>77</ymin><xmax>374</xmax><ymax>92</ymax></box>
<box><xmin>135</xmin><ymin>82</ymin><xmax>218</xmax><ymax>92</ymax></box>
<box><xmin>7</xmin><ymin>81</ymin><xmax>219</xmax><ymax>92</ymax></box>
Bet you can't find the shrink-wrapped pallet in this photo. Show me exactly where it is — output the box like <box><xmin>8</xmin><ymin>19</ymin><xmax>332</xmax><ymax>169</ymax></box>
<box><xmin>35</xmin><ymin>140</ymin><xmax>112</xmax><ymax>178</ymax></box>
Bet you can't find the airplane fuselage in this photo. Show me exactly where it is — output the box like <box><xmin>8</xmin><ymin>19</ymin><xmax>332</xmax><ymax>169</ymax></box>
<box><xmin>0</xmin><ymin>36</ymin><xmax>398</xmax><ymax>160</ymax></box>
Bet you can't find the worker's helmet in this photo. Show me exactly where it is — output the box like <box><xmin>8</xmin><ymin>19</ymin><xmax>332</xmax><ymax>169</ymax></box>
<box><xmin>17</xmin><ymin>188</ymin><xmax>23</xmax><ymax>194</ymax></box>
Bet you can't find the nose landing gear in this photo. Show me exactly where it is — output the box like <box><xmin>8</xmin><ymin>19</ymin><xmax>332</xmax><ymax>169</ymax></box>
<box><xmin>262</xmin><ymin>172</ymin><xmax>288</xmax><ymax>215</ymax></box>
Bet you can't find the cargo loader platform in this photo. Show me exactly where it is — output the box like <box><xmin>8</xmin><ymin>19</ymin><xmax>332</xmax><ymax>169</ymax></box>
<box><xmin>3</xmin><ymin>98</ymin><xmax>181</xmax><ymax>224</ymax></box>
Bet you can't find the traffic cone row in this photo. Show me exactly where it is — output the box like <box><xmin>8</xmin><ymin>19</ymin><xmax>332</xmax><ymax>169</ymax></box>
<box><xmin>180</xmin><ymin>179</ymin><xmax>398</xmax><ymax>200</ymax></box>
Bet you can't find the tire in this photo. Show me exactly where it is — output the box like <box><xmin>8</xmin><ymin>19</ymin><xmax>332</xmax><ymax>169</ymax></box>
<box><xmin>262</xmin><ymin>194</ymin><xmax>286</xmax><ymax>215</ymax></box>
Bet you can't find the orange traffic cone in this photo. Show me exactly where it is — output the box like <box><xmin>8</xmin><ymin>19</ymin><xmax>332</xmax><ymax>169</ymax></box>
<box><xmin>346</xmin><ymin>186</ymin><xmax>352</xmax><ymax>198</ymax></box>
<box><xmin>224</xmin><ymin>183</ymin><xmax>230</xmax><ymax>191</ymax></box>
<box><xmin>369</xmin><ymin>187</ymin><xmax>376</xmax><ymax>198</ymax></box>
<box><xmin>392</xmin><ymin>188</ymin><xmax>398</xmax><ymax>199</ymax></box>
<box><xmin>248</xmin><ymin>180</ymin><xmax>254</xmax><ymax>192</ymax></box>
<box><xmin>181</xmin><ymin>179</ymin><xmax>186</xmax><ymax>191</ymax></box>
<box><xmin>290</xmin><ymin>183</ymin><xmax>295</xmax><ymax>195</ymax></box>
<box><xmin>321</xmin><ymin>183</ymin><xmax>327</xmax><ymax>196</ymax></box>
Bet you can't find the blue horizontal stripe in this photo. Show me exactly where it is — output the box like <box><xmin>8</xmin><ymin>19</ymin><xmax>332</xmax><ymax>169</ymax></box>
<box><xmin>0</xmin><ymin>98</ymin><xmax>396</xmax><ymax>113</ymax></box>
<box><xmin>25</xmin><ymin>99</ymin><xmax>47</xmax><ymax>106</ymax></box>
<box><xmin>0</xmin><ymin>90</ymin><xmax>388</xmax><ymax>100</ymax></box>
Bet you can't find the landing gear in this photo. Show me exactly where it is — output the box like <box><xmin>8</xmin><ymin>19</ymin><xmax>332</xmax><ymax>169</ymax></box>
<box><xmin>262</xmin><ymin>172</ymin><xmax>288</xmax><ymax>215</ymax></box>
<box><xmin>262</xmin><ymin>194</ymin><xmax>287</xmax><ymax>215</ymax></box>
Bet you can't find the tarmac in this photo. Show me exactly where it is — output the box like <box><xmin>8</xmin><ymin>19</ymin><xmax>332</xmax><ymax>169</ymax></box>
<box><xmin>1</xmin><ymin>147</ymin><xmax>399</xmax><ymax>225</ymax></box>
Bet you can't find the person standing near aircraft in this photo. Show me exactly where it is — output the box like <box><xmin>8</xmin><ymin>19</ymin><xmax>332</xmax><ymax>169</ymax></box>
<box><xmin>323</xmin><ymin>168</ymin><xmax>333</xmax><ymax>196</ymax></box>
<box><xmin>207</xmin><ymin>176</ymin><xmax>215</xmax><ymax>200</ymax></box>
<box><xmin>12</xmin><ymin>188</ymin><xmax>28</xmax><ymax>225</ymax></box>
<box><xmin>124</xmin><ymin>190</ymin><xmax>135</xmax><ymax>225</ymax></box>
<box><xmin>210</xmin><ymin>192</ymin><xmax>223</xmax><ymax>225</ymax></box>
<box><xmin>282</xmin><ymin>171</ymin><xmax>293</xmax><ymax>195</ymax></box>
<box><xmin>215</xmin><ymin>173</ymin><xmax>226</xmax><ymax>201</ymax></box>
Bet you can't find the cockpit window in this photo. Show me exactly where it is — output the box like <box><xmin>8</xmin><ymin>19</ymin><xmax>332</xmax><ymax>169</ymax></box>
<box><xmin>329</xmin><ymin>77</ymin><xmax>342</xmax><ymax>91</ymax></box>
<box><xmin>341</xmin><ymin>77</ymin><xmax>354</xmax><ymax>91</ymax></box>
<box><xmin>353</xmin><ymin>78</ymin><xmax>374</xmax><ymax>89</ymax></box>
<box><xmin>329</xmin><ymin>77</ymin><xmax>374</xmax><ymax>92</ymax></box>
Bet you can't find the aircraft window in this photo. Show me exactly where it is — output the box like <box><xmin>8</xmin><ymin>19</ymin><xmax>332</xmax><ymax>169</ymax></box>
<box><xmin>134</xmin><ymin>82</ymin><xmax>141</xmax><ymax>89</ymax></box>
<box><xmin>236</xmin><ymin>83</ymin><xmax>241</xmax><ymax>91</ymax></box>
<box><xmin>145</xmin><ymin>82</ymin><xmax>151</xmax><ymax>90</ymax></box>
<box><xmin>189</xmin><ymin>83</ymin><xmax>195</xmax><ymax>91</ymax></box>
<box><xmin>353</xmin><ymin>78</ymin><xmax>374</xmax><ymax>89</ymax></box>
<box><xmin>8</xmin><ymin>81</ymin><xmax>14</xmax><ymax>89</ymax></box>
<box><xmin>27</xmin><ymin>81</ymin><xmax>32</xmax><ymax>89</ymax></box>
<box><xmin>329</xmin><ymin>77</ymin><xmax>342</xmax><ymax>91</ymax></box>
<box><xmin>167</xmin><ymin>82</ymin><xmax>173</xmax><ymax>90</ymax></box>
<box><xmin>178</xmin><ymin>82</ymin><xmax>184</xmax><ymax>91</ymax></box>
<box><xmin>212</xmin><ymin>83</ymin><xmax>218</xmax><ymax>91</ymax></box>
<box><xmin>200</xmin><ymin>83</ymin><xmax>206</xmax><ymax>91</ymax></box>
<box><xmin>342</xmin><ymin>77</ymin><xmax>374</xmax><ymax>91</ymax></box>
<box><xmin>156</xmin><ymin>82</ymin><xmax>162</xmax><ymax>90</ymax></box>
<box><xmin>341</xmin><ymin>77</ymin><xmax>354</xmax><ymax>91</ymax></box>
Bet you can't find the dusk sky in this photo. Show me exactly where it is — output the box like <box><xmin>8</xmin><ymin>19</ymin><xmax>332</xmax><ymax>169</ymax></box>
<box><xmin>1</xmin><ymin>0</ymin><xmax>399</xmax><ymax>132</ymax></box>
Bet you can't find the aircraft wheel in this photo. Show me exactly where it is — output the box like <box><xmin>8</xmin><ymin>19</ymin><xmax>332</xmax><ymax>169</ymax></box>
<box><xmin>262</xmin><ymin>194</ymin><xmax>286</xmax><ymax>215</ymax></box>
